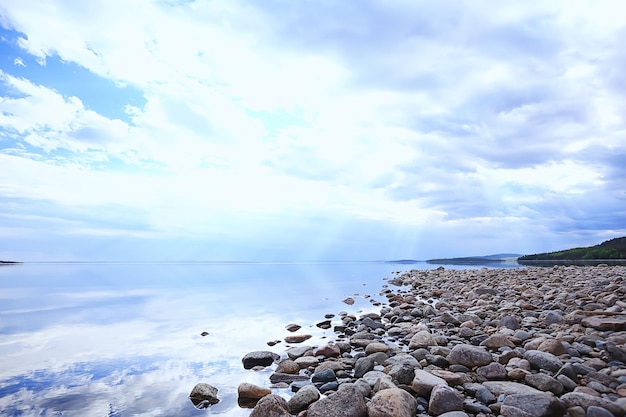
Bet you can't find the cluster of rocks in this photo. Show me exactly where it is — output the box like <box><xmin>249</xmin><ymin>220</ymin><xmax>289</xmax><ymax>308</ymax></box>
<box><xmin>192</xmin><ymin>265</ymin><xmax>626</xmax><ymax>416</ymax></box>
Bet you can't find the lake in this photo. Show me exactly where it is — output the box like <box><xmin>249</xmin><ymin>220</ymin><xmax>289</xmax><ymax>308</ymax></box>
<box><xmin>0</xmin><ymin>261</ymin><xmax>520</xmax><ymax>416</ymax></box>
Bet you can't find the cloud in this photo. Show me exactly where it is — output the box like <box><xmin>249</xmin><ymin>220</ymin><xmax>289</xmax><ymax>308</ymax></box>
<box><xmin>0</xmin><ymin>1</ymin><xmax>625</xmax><ymax>260</ymax></box>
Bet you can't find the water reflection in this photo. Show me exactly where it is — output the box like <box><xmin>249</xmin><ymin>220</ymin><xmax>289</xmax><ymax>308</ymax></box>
<box><xmin>0</xmin><ymin>262</ymin><xmax>405</xmax><ymax>416</ymax></box>
<box><xmin>0</xmin><ymin>262</ymin><xmax>514</xmax><ymax>416</ymax></box>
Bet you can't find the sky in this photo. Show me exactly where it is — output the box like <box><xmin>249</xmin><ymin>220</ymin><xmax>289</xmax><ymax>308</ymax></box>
<box><xmin>0</xmin><ymin>0</ymin><xmax>625</xmax><ymax>262</ymax></box>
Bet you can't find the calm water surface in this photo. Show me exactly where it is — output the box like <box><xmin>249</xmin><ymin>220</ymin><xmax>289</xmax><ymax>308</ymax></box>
<box><xmin>0</xmin><ymin>261</ymin><xmax>514</xmax><ymax>416</ymax></box>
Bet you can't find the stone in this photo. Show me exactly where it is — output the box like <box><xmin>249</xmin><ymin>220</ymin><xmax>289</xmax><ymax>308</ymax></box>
<box><xmin>480</xmin><ymin>334</ymin><xmax>515</xmax><ymax>350</ymax></box>
<box><xmin>561</xmin><ymin>392</ymin><xmax>625</xmax><ymax>416</ymax></box>
<box><xmin>476</xmin><ymin>362</ymin><xmax>507</xmax><ymax>380</ymax></box>
<box><xmin>411</xmin><ymin>369</ymin><xmax>448</xmax><ymax>396</ymax></box>
<box><xmin>307</xmin><ymin>383</ymin><xmax>368</xmax><ymax>417</ymax></box>
<box><xmin>316</xmin><ymin>319</ymin><xmax>332</xmax><ymax>329</ymax></box>
<box><xmin>409</xmin><ymin>330</ymin><xmax>437</xmax><ymax>349</ymax></box>
<box><xmin>500</xmin><ymin>392</ymin><xmax>566</xmax><ymax>417</ymax></box>
<box><xmin>343</xmin><ymin>297</ymin><xmax>356</xmax><ymax>305</ymax></box>
<box><xmin>447</xmin><ymin>344</ymin><xmax>493</xmax><ymax>368</ymax></box>
<box><xmin>482</xmin><ymin>381</ymin><xmax>543</xmax><ymax>396</ymax></box>
<box><xmin>388</xmin><ymin>362</ymin><xmax>416</xmax><ymax>385</ymax></box>
<box><xmin>354</xmin><ymin>356</ymin><xmax>375</xmax><ymax>378</ymax></box>
<box><xmin>294</xmin><ymin>356</ymin><xmax>319</xmax><ymax>368</ymax></box>
<box><xmin>362</xmin><ymin>370</ymin><xmax>393</xmax><ymax>387</ymax></box>
<box><xmin>384</xmin><ymin>353</ymin><xmax>420</xmax><ymax>368</ymax></box>
<box><xmin>242</xmin><ymin>351</ymin><xmax>280</xmax><ymax>369</ymax></box>
<box><xmin>500</xmin><ymin>315</ymin><xmax>520</xmax><ymax>330</ymax></box>
<box><xmin>286</xmin><ymin>345</ymin><xmax>312</xmax><ymax>359</ymax></box>
<box><xmin>237</xmin><ymin>382</ymin><xmax>271</xmax><ymax>399</ymax></box>
<box><xmin>249</xmin><ymin>394</ymin><xmax>291</xmax><ymax>417</ymax></box>
<box><xmin>276</xmin><ymin>359</ymin><xmax>300</xmax><ymax>374</ymax></box>
<box><xmin>429</xmin><ymin>385</ymin><xmax>464</xmax><ymax>416</ymax></box>
<box><xmin>316</xmin><ymin>343</ymin><xmax>341</xmax><ymax>358</ymax></box>
<box><xmin>365</xmin><ymin>342</ymin><xmax>390</xmax><ymax>354</ymax></box>
<box><xmin>538</xmin><ymin>339</ymin><xmax>566</xmax><ymax>356</ymax></box>
<box><xmin>367</xmin><ymin>387</ymin><xmax>418</xmax><ymax>417</ymax></box>
<box><xmin>312</xmin><ymin>368</ymin><xmax>336</xmax><ymax>383</ymax></box>
<box><xmin>269</xmin><ymin>372</ymin><xmax>310</xmax><ymax>384</ymax></box>
<box><xmin>189</xmin><ymin>383</ymin><xmax>220</xmax><ymax>408</ymax></box>
<box><xmin>523</xmin><ymin>350</ymin><xmax>564</xmax><ymax>373</ymax></box>
<box><xmin>288</xmin><ymin>384</ymin><xmax>320</xmax><ymax>414</ymax></box>
<box><xmin>285</xmin><ymin>323</ymin><xmax>301</xmax><ymax>332</ymax></box>
<box><xmin>587</xmin><ymin>406</ymin><xmax>617</xmax><ymax>417</ymax></box>
<box><xmin>525</xmin><ymin>373</ymin><xmax>564</xmax><ymax>395</ymax></box>
<box><xmin>285</xmin><ymin>334</ymin><xmax>312</xmax><ymax>343</ymax></box>
<box><xmin>430</xmin><ymin>369</ymin><xmax>471</xmax><ymax>386</ymax></box>
<box><xmin>582</xmin><ymin>316</ymin><xmax>626</xmax><ymax>331</ymax></box>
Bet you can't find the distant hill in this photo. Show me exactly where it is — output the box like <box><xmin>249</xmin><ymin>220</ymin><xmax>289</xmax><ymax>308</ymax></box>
<box><xmin>0</xmin><ymin>260</ymin><xmax>22</xmax><ymax>265</ymax></box>
<box><xmin>518</xmin><ymin>237</ymin><xmax>626</xmax><ymax>261</ymax></box>
<box><xmin>426</xmin><ymin>254</ymin><xmax>522</xmax><ymax>265</ymax></box>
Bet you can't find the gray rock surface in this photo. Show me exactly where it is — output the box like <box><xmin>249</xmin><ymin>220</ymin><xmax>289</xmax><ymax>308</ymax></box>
<box><xmin>367</xmin><ymin>387</ymin><xmax>418</xmax><ymax>417</ymax></box>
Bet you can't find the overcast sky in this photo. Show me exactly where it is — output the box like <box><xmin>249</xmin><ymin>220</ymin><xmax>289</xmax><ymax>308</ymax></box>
<box><xmin>0</xmin><ymin>1</ymin><xmax>625</xmax><ymax>261</ymax></box>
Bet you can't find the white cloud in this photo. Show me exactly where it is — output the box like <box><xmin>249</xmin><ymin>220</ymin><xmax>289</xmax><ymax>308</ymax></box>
<box><xmin>0</xmin><ymin>0</ymin><xmax>625</xmax><ymax>259</ymax></box>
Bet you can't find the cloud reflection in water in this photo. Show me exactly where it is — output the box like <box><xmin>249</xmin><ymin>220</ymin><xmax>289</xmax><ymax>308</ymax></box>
<box><xmin>0</xmin><ymin>262</ymin><xmax>399</xmax><ymax>416</ymax></box>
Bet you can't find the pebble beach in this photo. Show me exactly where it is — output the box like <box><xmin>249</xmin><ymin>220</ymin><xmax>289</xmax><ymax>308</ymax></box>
<box><xmin>193</xmin><ymin>265</ymin><xmax>626</xmax><ymax>417</ymax></box>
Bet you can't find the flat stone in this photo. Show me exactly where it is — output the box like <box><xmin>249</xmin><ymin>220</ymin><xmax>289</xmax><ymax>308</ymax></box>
<box><xmin>285</xmin><ymin>334</ymin><xmax>312</xmax><ymax>343</ymax></box>
<box><xmin>500</xmin><ymin>392</ymin><xmax>565</xmax><ymax>417</ymax></box>
<box><xmin>411</xmin><ymin>369</ymin><xmax>448</xmax><ymax>396</ymax></box>
<box><xmin>582</xmin><ymin>316</ymin><xmax>626</xmax><ymax>331</ymax></box>
<box><xmin>269</xmin><ymin>372</ymin><xmax>310</xmax><ymax>384</ymax></box>
<box><xmin>482</xmin><ymin>381</ymin><xmax>543</xmax><ymax>396</ymax></box>
<box><xmin>294</xmin><ymin>356</ymin><xmax>319</xmax><ymax>369</ymax></box>
<box><xmin>286</xmin><ymin>345</ymin><xmax>313</xmax><ymax>359</ymax></box>
<box><xmin>525</xmin><ymin>373</ymin><xmax>564</xmax><ymax>395</ymax></box>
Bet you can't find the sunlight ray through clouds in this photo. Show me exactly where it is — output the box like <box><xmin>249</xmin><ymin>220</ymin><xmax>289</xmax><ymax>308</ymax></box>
<box><xmin>0</xmin><ymin>0</ymin><xmax>625</xmax><ymax>260</ymax></box>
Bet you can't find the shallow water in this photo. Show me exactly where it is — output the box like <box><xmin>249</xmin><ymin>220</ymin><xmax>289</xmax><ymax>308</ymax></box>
<box><xmin>0</xmin><ymin>261</ymin><xmax>515</xmax><ymax>416</ymax></box>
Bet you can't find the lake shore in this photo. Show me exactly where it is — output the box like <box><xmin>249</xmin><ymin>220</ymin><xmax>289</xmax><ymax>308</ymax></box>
<box><xmin>232</xmin><ymin>265</ymin><xmax>626</xmax><ymax>416</ymax></box>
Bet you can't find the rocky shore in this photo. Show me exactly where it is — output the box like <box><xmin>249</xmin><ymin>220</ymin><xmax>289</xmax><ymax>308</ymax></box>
<box><xmin>193</xmin><ymin>265</ymin><xmax>626</xmax><ymax>416</ymax></box>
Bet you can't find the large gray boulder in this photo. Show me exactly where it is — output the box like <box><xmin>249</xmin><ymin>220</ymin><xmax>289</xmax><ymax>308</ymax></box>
<box><xmin>367</xmin><ymin>388</ymin><xmax>417</xmax><ymax>417</ymax></box>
